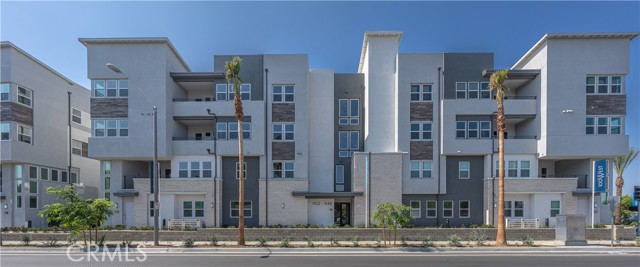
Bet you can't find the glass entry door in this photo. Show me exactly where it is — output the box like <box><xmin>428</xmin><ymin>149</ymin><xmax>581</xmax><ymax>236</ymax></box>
<box><xmin>334</xmin><ymin>203</ymin><xmax>351</xmax><ymax>226</ymax></box>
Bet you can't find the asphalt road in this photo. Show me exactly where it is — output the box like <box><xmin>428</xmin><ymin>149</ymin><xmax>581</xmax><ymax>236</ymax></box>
<box><xmin>1</xmin><ymin>252</ymin><xmax>639</xmax><ymax>267</ymax></box>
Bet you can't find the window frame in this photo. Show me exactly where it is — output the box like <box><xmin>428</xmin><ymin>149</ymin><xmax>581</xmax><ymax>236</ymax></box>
<box><xmin>459</xmin><ymin>200</ymin><xmax>470</xmax><ymax>218</ymax></box>
<box><xmin>273</xmin><ymin>123</ymin><xmax>295</xmax><ymax>141</ymax></box>
<box><xmin>0</xmin><ymin>83</ymin><xmax>10</xmax><ymax>102</ymax></box>
<box><xmin>92</xmin><ymin>79</ymin><xmax>128</xmax><ymax>98</ymax></box>
<box><xmin>273</xmin><ymin>161</ymin><xmax>294</xmax><ymax>179</ymax></box>
<box><xmin>480</xmin><ymin>82</ymin><xmax>491</xmax><ymax>99</ymax></box>
<box><xmin>410</xmin><ymin>160</ymin><xmax>432</xmax><ymax>179</ymax></box>
<box><xmin>230</xmin><ymin>201</ymin><xmax>252</xmax><ymax>218</ymax></box>
<box><xmin>338</xmin><ymin>98</ymin><xmax>360</xmax><ymax>125</ymax></box>
<box><xmin>1</xmin><ymin>122</ymin><xmax>10</xmax><ymax>141</ymax></box>
<box><xmin>455</xmin><ymin>82</ymin><xmax>467</xmax><ymax>99</ymax></box>
<box><xmin>235</xmin><ymin>162</ymin><xmax>247</xmax><ymax>179</ymax></box>
<box><xmin>426</xmin><ymin>201</ymin><xmax>437</xmax><ymax>218</ymax></box>
<box><xmin>443</xmin><ymin>200</ymin><xmax>454</xmax><ymax>218</ymax></box>
<box><xmin>587</xmin><ymin>75</ymin><xmax>624</xmax><ymax>95</ymax></box>
<box><xmin>550</xmin><ymin>200</ymin><xmax>561</xmax><ymax>218</ymax></box>
<box><xmin>467</xmin><ymin>82</ymin><xmax>479</xmax><ymax>99</ymax></box>
<box><xmin>410</xmin><ymin>201</ymin><xmax>421</xmax><ymax>218</ymax></box>
<box><xmin>17</xmin><ymin>124</ymin><xmax>32</xmax><ymax>144</ymax></box>
<box><xmin>273</xmin><ymin>85</ymin><xmax>294</xmax><ymax>103</ymax></box>
<box><xmin>71</xmin><ymin>108</ymin><xmax>82</xmax><ymax>124</ymax></box>
<box><xmin>458</xmin><ymin>161</ymin><xmax>470</xmax><ymax>180</ymax></box>
<box><xmin>72</xmin><ymin>139</ymin><xmax>83</xmax><ymax>156</ymax></box>
<box><xmin>410</xmin><ymin>122</ymin><xmax>432</xmax><ymax>140</ymax></box>
<box><xmin>456</xmin><ymin>121</ymin><xmax>466</xmax><ymax>139</ymax></box>
<box><xmin>17</xmin><ymin>86</ymin><xmax>33</xmax><ymax>107</ymax></box>
<box><xmin>410</xmin><ymin>84</ymin><xmax>433</xmax><ymax>102</ymax></box>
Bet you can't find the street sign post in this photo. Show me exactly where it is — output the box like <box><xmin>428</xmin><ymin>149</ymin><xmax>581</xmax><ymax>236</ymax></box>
<box><xmin>592</xmin><ymin>160</ymin><xmax>607</xmax><ymax>228</ymax></box>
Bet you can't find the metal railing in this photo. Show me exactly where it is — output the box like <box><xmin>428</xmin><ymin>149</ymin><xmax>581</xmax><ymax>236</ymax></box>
<box><xmin>173</xmin><ymin>136</ymin><xmax>216</xmax><ymax>141</ymax></box>
<box><xmin>173</xmin><ymin>98</ymin><xmax>215</xmax><ymax>102</ymax></box>
<box><xmin>168</xmin><ymin>219</ymin><xmax>201</xmax><ymax>230</ymax></box>
<box><xmin>506</xmin><ymin>218</ymin><xmax>539</xmax><ymax>229</ymax></box>
<box><xmin>492</xmin><ymin>95</ymin><xmax>537</xmax><ymax>100</ymax></box>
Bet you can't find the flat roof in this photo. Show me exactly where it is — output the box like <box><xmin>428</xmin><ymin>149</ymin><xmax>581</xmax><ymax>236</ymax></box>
<box><xmin>78</xmin><ymin>37</ymin><xmax>191</xmax><ymax>72</ymax></box>
<box><xmin>512</xmin><ymin>33</ymin><xmax>640</xmax><ymax>69</ymax></box>
<box><xmin>1</xmin><ymin>41</ymin><xmax>77</xmax><ymax>85</ymax></box>
<box><xmin>358</xmin><ymin>31</ymin><xmax>403</xmax><ymax>73</ymax></box>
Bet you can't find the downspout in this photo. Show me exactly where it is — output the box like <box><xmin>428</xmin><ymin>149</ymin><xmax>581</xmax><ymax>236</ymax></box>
<box><xmin>67</xmin><ymin>92</ymin><xmax>72</xmax><ymax>184</ymax></box>
<box><xmin>436</xmin><ymin>67</ymin><xmax>442</xmax><ymax>226</ymax></box>
<box><xmin>206</xmin><ymin>110</ymin><xmax>218</xmax><ymax>227</ymax></box>
<box><xmin>264</xmin><ymin>67</ymin><xmax>269</xmax><ymax>226</ymax></box>
<box><xmin>367</xmin><ymin>152</ymin><xmax>371</xmax><ymax>227</ymax></box>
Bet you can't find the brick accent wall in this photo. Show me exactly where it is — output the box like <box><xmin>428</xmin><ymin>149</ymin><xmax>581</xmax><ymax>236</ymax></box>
<box><xmin>410</xmin><ymin>102</ymin><xmax>433</xmax><ymax>121</ymax></box>
<box><xmin>272</xmin><ymin>103</ymin><xmax>295</xmax><ymax>122</ymax></box>
<box><xmin>410</xmin><ymin>141</ymin><xmax>433</xmax><ymax>160</ymax></box>
<box><xmin>586</xmin><ymin>95</ymin><xmax>626</xmax><ymax>115</ymax></box>
<box><xmin>0</xmin><ymin>102</ymin><xmax>33</xmax><ymax>126</ymax></box>
<box><xmin>272</xmin><ymin>142</ymin><xmax>295</xmax><ymax>160</ymax></box>
<box><xmin>91</xmin><ymin>98</ymin><xmax>129</xmax><ymax>118</ymax></box>
<box><xmin>4</xmin><ymin>228</ymin><xmax>635</xmax><ymax>242</ymax></box>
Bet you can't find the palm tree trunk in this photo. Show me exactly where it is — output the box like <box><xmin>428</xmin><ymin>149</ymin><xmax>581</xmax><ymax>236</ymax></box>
<box><xmin>496</xmin><ymin>102</ymin><xmax>507</xmax><ymax>246</ymax></box>
<box><xmin>615</xmin><ymin>175</ymin><xmax>624</xmax><ymax>225</ymax></box>
<box><xmin>237</xmin><ymin>119</ymin><xmax>245</xmax><ymax>246</ymax></box>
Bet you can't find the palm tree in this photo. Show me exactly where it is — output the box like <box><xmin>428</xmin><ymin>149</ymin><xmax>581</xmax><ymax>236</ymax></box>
<box><xmin>613</xmin><ymin>148</ymin><xmax>639</xmax><ymax>225</ymax></box>
<box><xmin>489</xmin><ymin>69</ymin><xmax>508</xmax><ymax>246</ymax></box>
<box><xmin>225</xmin><ymin>56</ymin><xmax>246</xmax><ymax>245</ymax></box>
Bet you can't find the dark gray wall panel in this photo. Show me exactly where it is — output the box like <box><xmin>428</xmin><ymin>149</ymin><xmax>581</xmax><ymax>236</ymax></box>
<box><xmin>272</xmin><ymin>103</ymin><xmax>295</xmax><ymax>122</ymax></box>
<box><xmin>443</xmin><ymin>53</ymin><xmax>494</xmax><ymax>99</ymax></box>
<box><xmin>214</xmin><ymin>55</ymin><xmax>264</xmax><ymax>101</ymax></box>
<box><xmin>410</xmin><ymin>141</ymin><xmax>434</xmax><ymax>160</ymax></box>
<box><xmin>272</xmin><ymin>142</ymin><xmax>295</xmax><ymax>160</ymax></box>
<box><xmin>334</xmin><ymin>73</ymin><xmax>365</xmax><ymax>192</ymax></box>
<box><xmin>410</xmin><ymin>102</ymin><xmax>433</xmax><ymax>121</ymax></box>
<box><xmin>443</xmin><ymin>156</ymin><xmax>485</xmax><ymax>226</ymax></box>
<box><xmin>221</xmin><ymin>156</ymin><xmax>260</xmax><ymax>227</ymax></box>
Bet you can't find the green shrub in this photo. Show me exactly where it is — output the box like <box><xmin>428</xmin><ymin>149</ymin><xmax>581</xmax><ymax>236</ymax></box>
<box><xmin>350</xmin><ymin>236</ymin><xmax>360</xmax><ymax>247</ymax></box>
<box><xmin>421</xmin><ymin>236</ymin><xmax>434</xmax><ymax>247</ymax></box>
<box><xmin>21</xmin><ymin>234</ymin><xmax>32</xmax><ymax>246</ymax></box>
<box><xmin>114</xmin><ymin>224</ymin><xmax>126</xmax><ymax>230</ymax></box>
<box><xmin>330</xmin><ymin>237</ymin><xmax>340</xmax><ymax>246</ymax></box>
<box><xmin>280</xmin><ymin>236</ymin><xmax>292</xmax><ymax>247</ymax></box>
<box><xmin>46</xmin><ymin>236</ymin><xmax>59</xmax><ymax>247</ymax></box>
<box><xmin>470</xmin><ymin>229</ymin><xmax>488</xmax><ymax>246</ymax></box>
<box><xmin>400</xmin><ymin>235</ymin><xmax>409</xmax><ymax>247</ymax></box>
<box><xmin>303</xmin><ymin>236</ymin><xmax>315</xmax><ymax>247</ymax></box>
<box><xmin>635</xmin><ymin>237</ymin><xmax>640</xmax><ymax>246</ymax></box>
<box><xmin>447</xmin><ymin>234</ymin><xmax>461</xmax><ymax>247</ymax></box>
<box><xmin>256</xmin><ymin>236</ymin><xmax>269</xmax><ymax>247</ymax></box>
<box><xmin>182</xmin><ymin>236</ymin><xmax>195</xmax><ymax>248</ymax></box>
<box><xmin>520</xmin><ymin>235</ymin><xmax>534</xmax><ymax>247</ymax></box>
<box><xmin>66</xmin><ymin>233</ymin><xmax>78</xmax><ymax>245</ymax></box>
<box><xmin>97</xmin><ymin>234</ymin><xmax>107</xmax><ymax>246</ymax></box>
<box><xmin>121</xmin><ymin>239</ymin><xmax>133</xmax><ymax>247</ymax></box>
<box><xmin>209</xmin><ymin>235</ymin><xmax>219</xmax><ymax>246</ymax></box>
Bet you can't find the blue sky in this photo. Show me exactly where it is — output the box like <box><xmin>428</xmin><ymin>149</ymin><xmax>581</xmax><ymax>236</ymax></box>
<box><xmin>1</xmin><ymin>1</ymin><xmax>639</xmax><ymax>195</ymax></box>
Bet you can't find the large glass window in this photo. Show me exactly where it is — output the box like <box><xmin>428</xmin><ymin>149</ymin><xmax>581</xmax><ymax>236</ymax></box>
<box><xmin>410</xmin><ymin>84</ymin><xmax>432</xmax><ymax>102</ymax></box>
<box><xmin>273</xmin><ymin>162</ymin><xmax>294</xmax><ymax>178</ymax></box>
<box><xmin>273</xmin><ymin>85</ymin><xmax>294</xmax><ymax>103</ymax></box>
<box><xmin>17</xmin><ymin>125</ymin><xmax>32</xmax><ymax>144</ymax></box>
<box><xmin>183</xmin><ymin>201</ymin><xmax>205</xmax><ymax>218</ymax></box>
<box><xmin>273</xmin><ymin>123</ymin><xmax>294</xmax><ymax>141</ymax></box>
<box><xmin>93</xmin><ymin>80</ymin><xmax>128</xmax><ymax>98</ymax></box>
<box><xmin>93</xmin><ymin>119</ymin><xmax>127</xmax><ymax>137</ymax></box>
<box><xmin>410</xmin><ymin>201</ymin><xmax>421</xmax><ymax>218</ymax></box>
<box><xmin>459</xmin><ymin>201</ymin><xmax>470</xmax><ymax>218</ymax></box>
<box><xmin>458</xmin><ymin>161</ymin><xmax>470</xmax><ymax>179</ymax></box>
<box><xmin>230</xmin><ymin>201</ymin><xmax>252</xmax><ymax>218</ymax></box>
<box><xmin>587</xmin><ymin>116</ymin><xmax>622</xmax><ymax>135</ymax></box>
<box><xmin>338</xmin><ymin>98</ymin><xmax>360</xmax><ymax>125</ymax></box>
<box><xmin>410</xmin><ymin>161</ymin><xmax>432</xmax><ymax>179</ymax></box>
<box><xmin>410</xmin><ymin>122</ymin><xmax>432</xmax><ymax>140</ymax></box>
<box><xmin>0</xmin><ymin>83</ymin><xmax>10</xmax><ymax>101</ymax></box>
<box><xmin>17</xmin><ymin>86</ymin><xmax>32</xmax><ymax>107</ymax></box>
<box><xmin>339</xmin><ymin>131</ymin><xmax>360</xmax><ymax>157</ymax></box>
<box><xmin>1</xmin><ymin>123</ymin><xmax>10</xmax><ymax>140</ymax></box>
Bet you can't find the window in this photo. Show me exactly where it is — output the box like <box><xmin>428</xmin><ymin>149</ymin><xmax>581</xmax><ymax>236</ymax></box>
<box><xmin>273</xmin><ymin>162</ymin><xmax>294</xmax><ymax>178</ymax></box>
<box><xmin>149</xmin><ymin>201</ymin><xmax>155</xmax><ymax>217</ymax></box>
<box><xmin>61</xmin><ymin>171</ymin><xmax>68</xmax><ymax>183</ymax></box>
<box><xmin>216</xmin><ymin>122</ymin><xmax>227</xmax><ymax>140</ymax></box>
<box><xmin>183</xmin><ymin>201</ymin><xmax>205</xmax><ymax>217</ymax></box>
<box><xmin>93</xmin><ymin>80</ymin><xmax>127</xmax><ymax>98</ymax></box>
<box><xmin>410</xmin><ymin>122</ymin><xmax>432</xmax><ymax>140</ymax></box>
<box><xmin>72</xmin><ymin>140</ymin><xmax>83</xmax><ymax>156</ymax></box>
<box><xmin>216</xmin><ymin>84</ymin><xmax>227</xmax><ymax>101</ymax></box>
<box><xmin>105</xmin><ymin>176</ymin><xmax>110</xmax><ymax>190</ymax></box>
<box><xmin>190</xmin><ymin>162</ymin><xmax>200</xmax><ymax>178</ymax></box>
<box><xmin>459</xmin><ymin>201</ymin><xmax>470</xmax><ymax>218</ymax></box>
<box><xmin>202</xmin><ymin>162</ymin><xmax>212</xmax><ymax>178</ymax></box>
<box><xmin>1</xmin><ymin>123</ymin><xmax>9</xmax><ymax>140</ymax></box>
<box><xmin>16</xmin><ymin>196</ymin><xmax>22</xmax><ymax>208</ymax></box>
<box><xmin>458</xmin><ymin>161</ymin><xmax>470</xmax><ymax>179</ymax></box>
<box><xmin>339</xmin><ymin>131</ymin><xmax>360</xmax><ymax>157</ymax></box>
<box><xmin>17</xmin><ymin>124</ymin><xmax>32</xmax><ymax>144</ymax></box>
<box><xmin>456</xmin><ymin>82</ymin><xmax>467</xmax><ymax>99</ymax></box>
<box><xmin>520</xmin><ymin>161</ymin><xmax>530</xmax><ymax>177</ymax></box>
<box><xmin>220</xmin><ymin>83</ymin><xmax>251</xmax><ymax>101</ymax></box>
<box><xmin>338</xmin><ymin>99</ymin><xmax>360</xmax><ymax>125</ymax></box>
<box><xmin>480</xmin><ymin>121</ymin><xmax>491</xmax><ymax>138</ymax></box>
<box><xmin>40</xmin><ymin>168</ymin><xmax>48</xmax><ymax>181</ymax></box>
<box><xmin>586</xmin><ymin>118</ymin><xmax>595</xmax><ymax>135</ymax></box>
<box><xmin>226</xmin><ymin>122</ymin><xmax>251</xmax><ymax>140</ymax></box>
<box><xmin>273</xmin><ymin>123</ymin><xmax>294</xmax><ymax>141</ymax></box>
<box><xmin>587</xmin><ymin>75</ymin><xmax>623</xmax><ymax>94</ymax></box>
<box><xmin>410</xmin><ymin>201</ymin><xmax>421</xmax><ymax>218</ymax></box>
<box><xmin>17</xmin><ymin>86</ymin><xmax>32</xmax><ymax>107</ymax></box>
<box><xmin>29</xmin><ymin>166</ymin><xmax>38</xmax><ymax>179</ymax></box>
<box><xmin>410</xmin><ymin>161</ymin><xmax>432</xmax><ymax>179</ymax></box>
<box><xmin>177</xmin><ymin>161</ymin><xmax>213</xmax><ymax>178</ymax></box>
<box><xmin>587</xmin><ymin>116</ymin><xmax>622</xmax><ymax>135</ymax></box>
<box><xmin>1</xmin><ymin>84</ymin><xmax>9</xmax><ymax>101</ymax></box>
<box><xmin>550</xmin><ymin>201</ymin><xmax>561</xmax><ymax>217</ymax></box>
<box><xmin>72</xmin><ymin>108</ymin><xmax>82</xmax><ymax>124</ymax></box>
<box><xmin>480</xmin><ymin>82</ymin><xmax>490</xmax><ymax>99</ymax></box>
<box><xmin>411</xmin><ymin>84</ymin><xmax>432</xmax><ymax>102</ymax></box>
<box><xmin>467</xmin><ymin>82</ymin><xmax>479</xmax><ymax>99</ymax></box>
<box><xmin>597</xmin><ymin>76</ymin><xmax>608</xmax><ymax>94</ymax></box>
<box><xmin>29</xmin><ymin>196</ymin><xmax>38</xmax><ymax>209</ymax></box>
<box><xmin>51</xmin><ymin>170</ymin><xmax>59</xmax><ymax>182</ymax></box>
<box><xmin>507</xmin><ymin>161</ymin><xmax>518</xmax><ymax>177</ymax></box>
<box><xmin>506</xmin><ymin>200</ymin><xmax>524</xmax><ymax>217</ymax></box>
<box><xmin>230</xmin><ymin>201</ymin><xmax>252</xmax><ymax>218</ymax></box>
<box><xmin>179</xmin><ymin>162</ymin><xmax>188</xmax><ymax>178</ymax></box>
<box><xmin>426</xmin><ymin>201</ymin><xmax>437</xmax><ymax>218</ymax></box>
<box><xmin>586</xmin><ymin>76</ymin><xmax>595</xmax><ymax>94</ymax></box>
<box><xmin>240</xmin><ymin>84</ymin><xmax>251</xmax><ymax>100</ymax></box>
<box><xmin>335</xmin><ymin>165</ymin><xmax>345</xmax><ymax>192</ymax></box>
<box><xmin>70</xmin><ymin>172</ymin><xmax>78</xmax><ymax>184</ymax></box>
<box><xmin>467</xmin><ymin>121</ymin><xmax>479</xmax><ymax>138</ymax></box>
<box><xmin>456</xmin><ymin>121</ymin><xmax>466</xmax><ymax>138</ymax></box>
<box><xmin>93</xmin><ymin>119</ymin><xmax>127</xmax><ymax>137</ymax></box>
<box><xmin>273</xmin><ymin>85</ymin><xmax>294</xmax><ymax>103</ymax></box>
<box><xmin>29</xmin><ymin>181</ymin><xmax>37</xmax><ymax>194</ymax></box>
<box><xmin>235</xmin><ymin>162</ymin><xmax>247</xmax><ymax>179</ymax></box>
<box><xmin>443</xmin><ymin>201</ymin><xmax>453</xmax><ymax>218</ymax></box>
<box><xmin>105</xmin><ymin>193</ymin><xmax>111</xmax><ymax>201</ymax></box>
<box><xmin>611</xmin><ymin>76</ymin><xmax>622</xmax><ymax>93</ymax></box>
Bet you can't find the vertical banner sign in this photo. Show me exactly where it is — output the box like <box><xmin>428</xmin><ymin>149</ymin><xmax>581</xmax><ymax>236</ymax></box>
<box><xmin>594</xmin><ymin>160</ymin><xmax>607</xmax><ymax>193</ymax></box>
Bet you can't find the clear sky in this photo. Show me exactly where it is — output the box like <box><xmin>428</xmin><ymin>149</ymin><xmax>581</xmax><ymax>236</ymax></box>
<box><xmin>1</xmin><ymin>1</ymin><xmax>639</xmax><ymax>195</ymax></box>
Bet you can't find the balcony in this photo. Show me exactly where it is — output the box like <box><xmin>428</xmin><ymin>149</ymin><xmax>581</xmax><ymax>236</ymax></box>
<box><xmin>442</xmin><ymin>97</ymin><xmax>537</xmax><ymax>117</ymax></box>
<box><xmin>172</xmin><ymin>98</ymin><xmax>264</xmax><ymax>118</ymax></box>
<box><xmin>539</xmin><ymin>134</ymin><xmax>629</xmax><ymax>159</ymax></box>
<box><xmin>172</xmin><ymin>137</ymin><xmax>264</xmax><ymax>156</ymax></box>
<box><xmin>485</xmin><ymin>176</ymin><xmax>580</xmax><ymax>193</ymax></box>
<box><xmin>443</xmin><ymin>135</ymin><xmax>537</xmax><ymax>155</ymax></box>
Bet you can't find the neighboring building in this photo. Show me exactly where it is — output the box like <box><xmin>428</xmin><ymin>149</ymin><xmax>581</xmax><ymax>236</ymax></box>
<box><xmin>0</xmin><ymin>41</ymin><xmax>100</xmax><ymax>228</ymax></box>
<box><xmin>81</xmin><ymin>32</ymin><xmax>637</xmax><ymax>228</ymax></box>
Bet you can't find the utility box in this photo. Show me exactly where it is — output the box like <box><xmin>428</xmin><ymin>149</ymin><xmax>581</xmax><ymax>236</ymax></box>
<box><xmin>555</xmin><ymin>214</ymin><xmax>588</xmax><ymax>246</ymax></box>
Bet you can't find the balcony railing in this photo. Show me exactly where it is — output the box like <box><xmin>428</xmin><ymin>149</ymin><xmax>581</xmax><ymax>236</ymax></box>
<box><xmin>492</xmin><ymin>95</ymin><xmax>537</xmax><ymax>100</ymax></box>
<box><xmin>173</xmin><ymin>137</ymin><xmax>216</xmax><ymax>141</ymax></box>
<box><xmin>173</xmin><ymin>98</ymin><xmax>215</xmax><ymax>102</ymax></box>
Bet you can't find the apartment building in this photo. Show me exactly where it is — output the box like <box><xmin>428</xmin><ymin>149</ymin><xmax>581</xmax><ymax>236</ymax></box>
<box><xmin>0</xmin><ymin>41</ymin><xmax>100</xmax><ymax>228</ymax></box>
<box><xmin>82</xmin><ymin>32</ymin><xmax>636</xmax><ymax>228</ymax></box>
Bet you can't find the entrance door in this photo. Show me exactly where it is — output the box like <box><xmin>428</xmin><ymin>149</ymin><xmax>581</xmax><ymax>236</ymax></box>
<box><xmin>334</xmin><ymin>203</ymin><xmax>351</xmax><ymax>226</ymax></box>
<box><xmin>123</xmin><ymin>198</ymin><xmax>134</xmax><ymax>227</ymax></box>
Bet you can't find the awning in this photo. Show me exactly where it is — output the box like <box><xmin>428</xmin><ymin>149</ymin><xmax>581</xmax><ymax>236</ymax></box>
<box><xmin>572</xmin><ymin>189</ymin><xmax>600</xmax><ymax>196</ymax></box>
<box><xmin>113</xmin><ymin>189</ymin><xmax>139</xmax><ymax>197</ymax></box>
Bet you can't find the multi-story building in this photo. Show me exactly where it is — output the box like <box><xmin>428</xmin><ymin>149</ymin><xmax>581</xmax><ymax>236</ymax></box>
<box><xmin>81</xmin><ymin>32</ymin><xmax>636</xmax><ymax>228</ymax></box>
<box><xmin>0</xmin><ymin>41</ymin><xmax>100</xmax><ymax>228</ymax></box>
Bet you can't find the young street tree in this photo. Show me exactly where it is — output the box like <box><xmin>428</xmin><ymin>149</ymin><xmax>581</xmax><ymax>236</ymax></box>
<box><xmin>372</xmin><ymin>203</ymin><xmax>411</xmax><ymax>246</ymax></box>
<box><xmin>613</xmin><ymin>148</ymin><xmax>639</xmax><ymax>225</ymax></box>
<box><xmin>489</xmin><ymin>69</ymin><xmax>509</xmax><ymax>246</ymax></box>
<box><xmin>225</xmin><ymin>56</ymin><xmax>246</xmax><ymax>245</ymax></box>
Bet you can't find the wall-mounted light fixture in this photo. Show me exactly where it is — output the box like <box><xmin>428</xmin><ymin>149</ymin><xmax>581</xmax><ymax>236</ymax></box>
<box><xmin>562</xmin><ymin>109</ymin><xmax>574</xmax><ymax>113</ymax></box>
